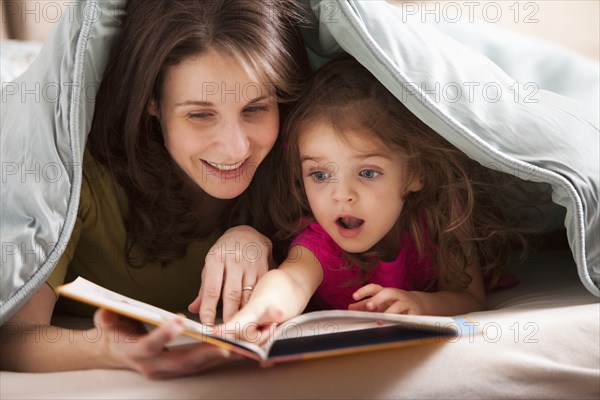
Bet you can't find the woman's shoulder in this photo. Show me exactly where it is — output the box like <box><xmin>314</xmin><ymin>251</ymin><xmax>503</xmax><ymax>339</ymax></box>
<box><xmin>81</xmin><ymin>148</ymin><xmax>114</xmax><ymax>186</ymax></box>
<box><xmin>78</xmin><ymin>148</ymin><xmax>128</xmax><ymax>218</ymax></box>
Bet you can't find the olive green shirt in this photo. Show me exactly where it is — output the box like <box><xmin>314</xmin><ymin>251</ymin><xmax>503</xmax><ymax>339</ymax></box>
<box><xmin>48</xmin><ymin>151</ymin><xmax>222</xmax><ymax>316</ymax></box>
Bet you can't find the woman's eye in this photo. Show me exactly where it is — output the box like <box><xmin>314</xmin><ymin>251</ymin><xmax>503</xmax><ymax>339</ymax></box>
<box><xmin>189</xmin><ymin>112</ymin><xmax>213</xmax><ymax>120</ymax></box>
<box><xmin>359</xmin><ymin>169</ymin><xmax>380</xmax><ymax>179</ymax></box>
<box><xmin>244</xmin><ymin>105</ymin><xmax>268</xmax><ymax>114</ymax></box>
<box><xmin>309</xmin><ymin>171</ymin><xmax>329</xmax><ymax>182</ymax></box>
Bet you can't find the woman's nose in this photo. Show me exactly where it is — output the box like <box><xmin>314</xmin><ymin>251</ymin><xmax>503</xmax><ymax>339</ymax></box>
<box><xmin>219</xmin><ymin>121</ymin><xmax>250</xmax><ymax>161</ymax></box>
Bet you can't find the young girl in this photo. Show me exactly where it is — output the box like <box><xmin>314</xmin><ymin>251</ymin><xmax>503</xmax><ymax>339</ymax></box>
<box><xmin>1</xmin><ymin>0</ymin><xmax>310</xmax><ymax>378</ymax></box>
<box><xmin>224</xmin><ymin>57</ymin><xmax>523</xmax><ymax>340</ymax></box>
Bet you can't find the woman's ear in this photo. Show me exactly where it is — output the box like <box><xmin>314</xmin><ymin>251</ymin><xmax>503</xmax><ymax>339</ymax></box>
<box><xmin>147</xmin><ymin>99</ymin><xmax>160</xmax><ymax>117</ymax></box>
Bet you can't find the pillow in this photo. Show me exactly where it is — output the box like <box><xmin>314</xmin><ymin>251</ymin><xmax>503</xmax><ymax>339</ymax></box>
<box><xmin>302</xmin><ymin>0</ymin><xmax>599</xmax><ymax>296</ymax></box>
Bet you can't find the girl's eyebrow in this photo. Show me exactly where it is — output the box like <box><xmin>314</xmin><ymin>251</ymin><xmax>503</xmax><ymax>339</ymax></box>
<box><xmin>301</xmin><ymin>153</ymin><xmax>392</xmax><ymax>162</ymax></box>
<box><xmin>354</xmin><ymin>152</ymin><xmax>392</xmax><ymax>160</ymax></box>
<box><xmin>300</xmin><ymin>155</ymin><xmax>323</xmax><ymax>163</ymax></box>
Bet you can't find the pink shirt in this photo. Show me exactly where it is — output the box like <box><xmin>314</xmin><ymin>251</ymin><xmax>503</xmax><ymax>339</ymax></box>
<box><xmin>291</xmin><ymin>221</ymin><xmax>435</xmax><ymax>310</ymax></box>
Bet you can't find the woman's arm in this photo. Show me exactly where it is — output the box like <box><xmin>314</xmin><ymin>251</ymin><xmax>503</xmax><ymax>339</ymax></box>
<box><xmin>1</xmin><ymin>283</ymin><xmax>234</xmax><ymax>378</ymax></box>
<box><xmin>219</xmin><ymin>245</ymin><xmax>324</xmax><ymax>342</ymax></box>
<box><xmin>0</xmin><ymin>283</ymin><xmax>112</xmax><ymax>371</ymax></box>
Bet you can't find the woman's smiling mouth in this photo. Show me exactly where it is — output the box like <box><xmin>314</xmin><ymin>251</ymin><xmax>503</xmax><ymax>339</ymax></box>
<box><xmin>204</xmin><ymin>159</ymin><xmax>245</xmax><ymax>171</ymax></box>
<box><xmin>200</xmin><ymin>158</ymin><xmax>248</xmax><ymax>180</ymax></box>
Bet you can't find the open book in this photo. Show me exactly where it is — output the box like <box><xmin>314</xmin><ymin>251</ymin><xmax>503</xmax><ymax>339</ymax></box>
<box><xmin>57</xmin><ymin>277</ymin><xmax>476</xmax><ymax>367</ymax></box>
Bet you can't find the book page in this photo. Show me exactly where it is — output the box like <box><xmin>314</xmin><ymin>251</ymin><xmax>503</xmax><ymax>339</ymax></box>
<box><xmin>56</xmin><ymin>277</ymin><xmax>268</xmax><ymax>359</ymax></box>
<box><xmin>263</xmin><ymin>310</ymin><xmax>464</xmax><ymax>361</ymax></box>
<box><xmin>270</xmin><ymin>310</ymin><xmax>458</xmax><ymax>342</ymax></box>
<box><xmin>57</xmin><ymin>278</ymin><xmax>468</xmax><ymax>363</ymax></box>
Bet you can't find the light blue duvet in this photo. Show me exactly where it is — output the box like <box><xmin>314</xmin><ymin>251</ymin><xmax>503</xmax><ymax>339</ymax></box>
<box><xmin>1</xmin><ymin>0</ymin><xmax>598</xmax><ymax>324</ymax></box>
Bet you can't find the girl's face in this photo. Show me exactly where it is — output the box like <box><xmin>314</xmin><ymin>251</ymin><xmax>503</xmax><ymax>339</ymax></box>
<box><xmin>149</xmin><ymin>50</ymin><xmax>279</xmax><ymax>199</ymax></box>
<box><xmin>299</xmin><ymin>123</ymin><xmax>423</xmax><ymax>254</ymax></box>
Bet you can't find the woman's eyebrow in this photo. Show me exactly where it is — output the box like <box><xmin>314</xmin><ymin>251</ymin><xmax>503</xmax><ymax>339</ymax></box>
<box><xmin>175</xmin><ymin>95</ymin><xmax>271</xmax><ymax>108</ymax></box>
<box><xmin>175</xmin><ymin>100</ymin><xmax>213</xmax><ymax>108</ymax></box>
<box><xmin>245</xmin><ymin>94</ymin><xmax>270</xmax><ymax>104</ymax></box>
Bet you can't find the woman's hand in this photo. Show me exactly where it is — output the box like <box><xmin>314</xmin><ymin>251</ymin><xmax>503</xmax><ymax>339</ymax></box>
<box><xmin>348</xmin><ymin>284</ymin><xmax>425</xmax><ymax>315</ymax></box>
<box><xmin>188</xmin><ymin>225</ymin><xmax>272</xmax><ymax>324</ymax></box>
<box><xmin>94</xmin><ymin>309</ymin><xmax>237</xmax><ymax>379</ymax></box>
<box><xmin>1</xmin><ymin>285</ymin><xmax>235</xmax><ymax>378</ymax></box>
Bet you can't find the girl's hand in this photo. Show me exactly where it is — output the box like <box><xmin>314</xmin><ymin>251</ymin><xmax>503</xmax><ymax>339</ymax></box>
<box><xmin>188</xmin><ymin>225</ymin><xmax>272</xmax><ymax>324</ymax></box>
<box><xmin>94</xmin><ymin>309</ymin><xmax>237</xmax><ymax>380</ymax></box>
<box><xmin>215</xmin><ymin>303</ymin><xmax>284</xmax><ymax>346</ymax></box>
<box><xmin>348</xmin><ymin>284</ymin><xmax>425</xmax><ymax>315</ymax></box>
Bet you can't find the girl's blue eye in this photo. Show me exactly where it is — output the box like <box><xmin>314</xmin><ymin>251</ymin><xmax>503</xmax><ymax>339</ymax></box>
<box><xmin>360</xmin><ymin>169</ymin><xmax>380</xmax><ymax>179</ymax></box>
<box><xmin>310</xmin><ymin>171</ymin><xmax>329</xmax><ymax>182</ymax></box>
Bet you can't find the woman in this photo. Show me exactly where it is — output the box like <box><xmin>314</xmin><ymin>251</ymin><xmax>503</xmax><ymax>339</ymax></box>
<box><xmin>1</xmin><ymin>0</ymin><xmax>310</xmax><ymax>379</ymax></box>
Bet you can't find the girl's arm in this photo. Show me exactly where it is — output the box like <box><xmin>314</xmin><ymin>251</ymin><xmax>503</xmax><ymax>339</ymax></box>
<box><xmin>0</xmin><ymin>283</ymin><xmax>233</xmax><ymax>378</ymax></box>
<box><xmin>351</xmin><ymin>250</ymin><xmax>486</xmax><ymax>316</ymax></box>
<box><xmin>413</xmin><ymin>258</ymin><xmax>486</xmax><ymax>315</ymax></box>
<box><xmin>219</xmin><ymin>245</ymin><xmax>324</xmax><ymax>342</ymax></box>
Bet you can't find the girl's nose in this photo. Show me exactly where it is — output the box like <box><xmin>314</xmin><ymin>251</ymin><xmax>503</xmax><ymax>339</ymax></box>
<box><xmin>331</xmin><ymin>179</ymin><xmax>357</xmax><ymax>203</ymax></box>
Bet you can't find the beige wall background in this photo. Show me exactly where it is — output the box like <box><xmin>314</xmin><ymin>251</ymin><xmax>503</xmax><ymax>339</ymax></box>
<box><xmin>494</xmin><ymin>0</ymin><xmax>599</xmax><ymax>60</ymax></box>
<box><xmin>388</xmin><ymin>0</ymin><xmax>599</xmax><ymax>60</ymax></box>
<box><xmin>2</xmin><ymin>0</ymin><xmax>599</xmax><ymax>60</ymax></box>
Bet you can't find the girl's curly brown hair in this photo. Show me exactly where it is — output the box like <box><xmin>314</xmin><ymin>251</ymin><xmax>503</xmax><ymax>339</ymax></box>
<box><xmin>270</xmin><ymin>57</ymin><xmax>527</xmax><ymax>290</ymax></box>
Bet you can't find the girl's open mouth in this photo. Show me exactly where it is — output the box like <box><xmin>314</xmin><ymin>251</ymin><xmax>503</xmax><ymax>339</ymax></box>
<box><xmin>335</xmin><ymin>215</ymin><xmax>364</xmax><ymax>238</ymax></box>
<box><xmin>336</xmin><ymin>216</ymin><xmax>364</xmax><ymax>229</ymax></box>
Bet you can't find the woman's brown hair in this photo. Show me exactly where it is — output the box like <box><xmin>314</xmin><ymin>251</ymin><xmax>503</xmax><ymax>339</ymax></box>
<box><xmin>271</xmin><ymin>57</ymin><xmax>526</xmax><ymax>290</ymax></box>
<box><xmin>87</xmin><ymin>0</ymin><xmax>311</xmax><ymax>267</ymax></box>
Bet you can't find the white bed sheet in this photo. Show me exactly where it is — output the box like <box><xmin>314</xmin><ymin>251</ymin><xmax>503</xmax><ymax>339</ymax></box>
<box><xmin>1</xmin><ymin>247</ymin><xmax>598</xmax><ymax>400</ymax></box>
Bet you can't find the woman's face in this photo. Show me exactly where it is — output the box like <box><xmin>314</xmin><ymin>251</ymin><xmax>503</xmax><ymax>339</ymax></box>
<box><xmin>149</xmin><ymin>50</ymin><xmax>279</xmax><ymax>199</ymax></box>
